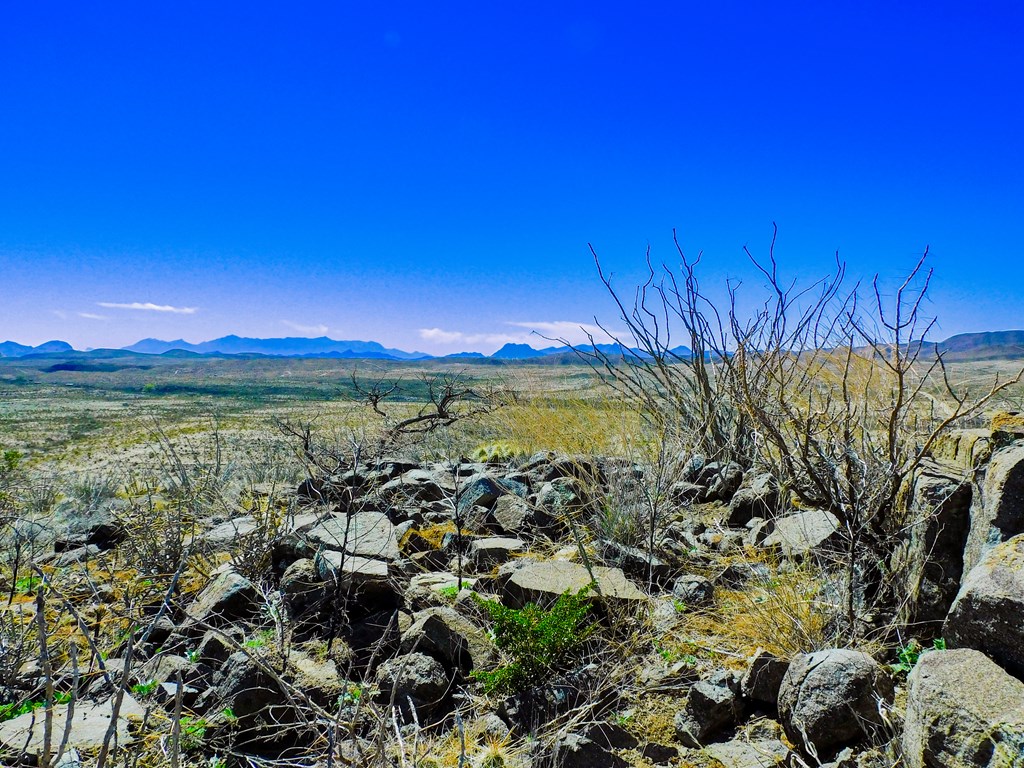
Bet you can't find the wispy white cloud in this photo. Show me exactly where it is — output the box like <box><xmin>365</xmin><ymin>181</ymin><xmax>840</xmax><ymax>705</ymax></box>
<box><xmin>78</xmin><ymin>312</ymin><xmax>108</xmax><ymax>321</ymax></box>
<box><xmin>418</xmin><ymin>320</ymin><xmax>622</xmax><ymax>352</ymax></box>
<box><xmin>282</xmin><ymin>320</ymin><xmax>330</xmax><ymax>336</ymax></box>
<box><xmin>52</xmin><ymin>310</ymin><xmax>69</xmax><ymax>320</ymax></box>
<box><xmin>98</xmin><ymin>302</ymin><xmax>198</xmax><ymax>314</ymax></box>
<box><xmin>418</xmin><ymin>328</ymin><xmax>522</xmax><ymax>347</ymax></box>
<box><xmin>504</xmin><ymin>320</ymin><xmax>612</xmax><ymax>346</ymax></box>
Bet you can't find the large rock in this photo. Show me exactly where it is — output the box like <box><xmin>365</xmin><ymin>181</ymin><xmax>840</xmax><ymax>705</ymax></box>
<box><xmin>0</xmin><ymin>695</ymin><xmax>145</xmax><ymax>762</ymax></box>
<box><xmin>674</xmin><ymin>680</ymin><xmax>741</xmax><ymax>747</ymax></box>
<box><xmin>378</xmin><ymin>469</ymin><xmax>452</xmax><ymax>503</ymax></box>
<box><xmin>763</xmin><ymin>509</ymin><xmax>841</xmax><ymax>559</ymax></box>
<box><xmin>185</xmin><ymin>569</ymin><xmax>260</xmax><ymax>626</ymax></box>
<box><xmin>500</xmin><ymin>559</ymin><xmax>647</xmax><ymax>609</ymax></box>
<box><xmin>399</xmin><ymin>607</ymin><xmax>496</xmax><ymax>674</ymax></box>
<box><xmin>704</xmin><ymin>737</ymin><xmax>791</xmax><ymax>768</ymax></box>
<box><xmin>964</xmin><ymin>443</ymin><xmax>1024</xmax><ymax>574</ymax></box>
<box><xmin>316</xmin><ymin>551</ymin><xmax>390</xmax><ymax>584</ymax></box>
<box><xmin>200</xmin><ymin>516</ymin><xmax>259</xmax><ymax>548</ymax></box>
<box><xmin>727</xmin><ymin>473</ymin><xmax>781</xmax><ymax>527</ymax></box>
<box><xmin>550</xmin><ymin>731</ymin><xmax>629</xmax><ymax>768</ymax></box>
<box><xmin>54</xmin><ymin>505</ymin><xmax>125</xmax><ymax>552</ymax></box>
<box><xmin>741</xmin><ymin>649</ymin><xmax>789</xmax><ymax>709</ymax></box>
<box><xmin>457</xmin><ymin>474</ymin><xmax>508</xmax><ymax>516</ymax></box>
<box><xmin>777</xmin><ymin>649</ymin><xmax>893</xmax><ymax>756</ymax></box>
<box><xmin>944</xmin><ymin>533</ymin><xmax>1024</xmax><ymax>678</ymax></box>
<box><xmin>470</xmin><ymin>537</ymin><xmax>526</xmax><ymax>570</ymax></box>
<box><xmin>373</xmin><ymin>652</ymin><xmax>452</xmax><ymax>722</ymax></box>
<box><xmin>488</xmin><ymin>494</ymin><xmax>540</xmax><ymax>534</ymax></box>
<box><xmin>928</xmin><ymin>428</ymin><xmax>992</xmax><ymax>470</ymax></box>
<box><xmin>900</xmin><ymin>461</ymin><xmax>972</xmax><ymax>627</ymax></box>
<box><xmin>303</xmin><ymin>511</ymin><xmax>400</xmax><ymax>562</ymax></box>
<box><xmin>904</xmin><ymin>649</ymin><xmax>1024</xmax><ymax>768</ymax></box>
<box><xmin>672</xmin><ymin>575</ymin><xmax>715</xmax><ymax>607</ymax></box>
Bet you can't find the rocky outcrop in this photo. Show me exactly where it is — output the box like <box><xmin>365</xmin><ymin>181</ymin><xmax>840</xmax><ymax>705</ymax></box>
<box><xmin>900</xmin><ymin>461</ymin><xmax>973</xmax><ymax>627</ymax></box>
<box><xmin>964</xmin><ymin>443</ymin><xmax>1024</xmax><ymax>573</ymax></box>
<box><xmin>944</xmin><ymin>533</ymin><xmax>1024</xmax><ymax>678</ymax></box>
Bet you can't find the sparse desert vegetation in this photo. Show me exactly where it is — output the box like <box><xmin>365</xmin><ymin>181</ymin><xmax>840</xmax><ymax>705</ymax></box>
<box><xmin>4</xmin><ymin>255</ymin><xmax>1024</xmax><ymax>768</ymax></box>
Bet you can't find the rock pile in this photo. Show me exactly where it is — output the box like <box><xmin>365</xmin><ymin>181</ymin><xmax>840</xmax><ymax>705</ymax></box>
<box><xmin>3</xmin><ymin>428</ymin><xmax>1024</xmax><ymax>767</ymax></box>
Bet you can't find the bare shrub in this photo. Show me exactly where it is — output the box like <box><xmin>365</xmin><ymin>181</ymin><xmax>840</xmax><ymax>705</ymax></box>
<box><xmin>580</xmin><ymin>227</ymin><xmax>1022</xmax><ymax>641</ymax></box>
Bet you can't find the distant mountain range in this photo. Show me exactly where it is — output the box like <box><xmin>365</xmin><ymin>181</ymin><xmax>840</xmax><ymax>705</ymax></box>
<box><xmin>123</xmin><ymin>335</ymin><xmax>430</xmax><ymax>360</ymax></box>
<box><xmin>0</xmin><ymin>340</ymin><xmax>74</xmax><ymax>357</ymax></box>
<box><xmin>2</xmin><ymin>330</ymin><xmax>1023</xmax><ymax>362</ymax></box>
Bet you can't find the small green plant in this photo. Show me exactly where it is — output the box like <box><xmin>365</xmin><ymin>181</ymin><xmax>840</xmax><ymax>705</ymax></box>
<box><xmin>654</xmin><ymin>642</ymin><xmax>697</xmax><ymax>666</ymax></box>
<box><xmin>891</xmin><ymin>638</ymin><xmax>946</xmax><ymax>675</ymax></box>
<box><xmin>0</xmin><ymin>700</ymin><xmax>38</xmax><ymax>722</ymax></box>
<box><xmin>244</xmin><ymin>629</ymin><xmax>275</xmax><ymax>649</ymax></box>
<box><xmin>471</xmin><ymin>586</ymin><xmax>594</xmax><ymax>695</ymax></box>
<box><xmin>13</xmin><ymin>575</ymin><xmax>41</xmax><ymax>595</ymax></box>
<box><xmin>438</xmin><ymin>584</ymin><xmax>460</xmax><ymax>601</ymax></box>
<box><xmin>0</xmin><ymin>692</ymin><xmax>71</xmax><ymax>722</ymax></box>
<box><xmin>1</xmin><ymin>449</ymin><xmax>22</xmax><ymax>475</ymax></box>
<box><xmin>221</xmin><ymin>707</ymin><xmax>238</xmax><ymax>723</ymax></box>
<box><xmin>179</xmin><ymin>716</ymin><xmax>208</xmax><ymax>751</ymax></box>
<box><xmin>339</xmin><ymin>684</ymin><xmax>362</xmax><ymax>707</ymax></box>
<box><xmin>131</xmin><ymin>680</ymin><xmax>159</xmax><ymax>697</ymax></box>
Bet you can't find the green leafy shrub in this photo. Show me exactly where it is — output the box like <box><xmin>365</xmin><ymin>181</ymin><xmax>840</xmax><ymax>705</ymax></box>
<box><xmin>472</xmin><ymin>586</ymin><xmax>594</xmax><ymax>695</ymax></box>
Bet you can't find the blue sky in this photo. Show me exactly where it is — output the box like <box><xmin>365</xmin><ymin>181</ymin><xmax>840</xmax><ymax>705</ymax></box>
<box><xmin>1</xmin><ymin>2</ymin><xmax>1022</xmax><ymax>353</ymax></box>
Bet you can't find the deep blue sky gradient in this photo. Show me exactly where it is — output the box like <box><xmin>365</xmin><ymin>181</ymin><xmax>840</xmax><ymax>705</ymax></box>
<box><xmin>1</xmin><ymin>2</ymin><xmax>1022</xmax><ymax>352</ymax></box>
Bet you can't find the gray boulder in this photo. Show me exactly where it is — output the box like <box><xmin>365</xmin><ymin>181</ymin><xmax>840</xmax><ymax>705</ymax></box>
<box><xmin>185</xmin><ymin>569</ymin><xmax>260</xmax><ymax>626</ymax></box>
<box><xmin>500</xmin><ymin>559</ymin><xmax>647</xmax><ymax>609</ymax></box>
<box><xmin>944</xmin><ymin>533</ymin><xmax>1024</xmax><ymax>678</ymax></box>
<box><xmin>778</xmin><ymin>649</ymin><xmax>893</xmax><ymax>755</ymax></box>
<box><xmin>763</xmin><ymin>509</ymin><xmax>841</xmax><ymax>559</ymax></box>
<box><xmin>0</xmin><ymin>695</ymin><xmax>145</xmax><ymax>762</ymax></box>
<box><xmin>741</xmin><ymin>649</ymin><xmax>789</xmax><ymax>709</ymax></box>
<box><xmin>373</xmin><ymin>652</ymin><xmax>452</xmax><ymax>722</ymax></box>
<box><xmin>304</xmin><ymin>511</ymin><xmax>400</xmax><ymax>562</ymax></box>
<box><xmin>674</xmin><ymin>680</ymin><xmax>741</xmax><ymax>747</ymax></box>
<box><xmin>200</xmin><ymin>515</ymin><xmax>258</xmax><ymax>548</ymax></box>
<box><xmin>550</xmin><ymin>731</ymin><xmax>629</xmax><ymax>768</ymax></box>
<box><xmin>698</xmin><ymin>461</ymin><xmax>745</xmax><ymax>502</ymax></box>
<box><xmin>704</xmin><ymin>737</ymin><xmax>791</xmax><ymax>768</ymax></box>
<box><xmin>488</xmin><ymin>494</ymin><xmax>539</xmax><ymax>534</ymax></box>
<box><xmin>457</xmin><ymin>474</ymin><xmax>507</xmax><ymax>516</ymax></box>
<box><xmin>399</xmin><ymin>607</ymin><xmax>496</xmax><ymax>674</ymax></box>
<box><xmin>727</xmin><ymin>473</ymin><xmax>781</xmax><ymax>526</ymax></box>
<box><xmin>279</xmin><ymin>558</ymin><xmax>326</xmax><ymax>617</ymax></box>
<box><xmin>54</xmin><ymin>505</ymin><xmax>125</xmax><ymax>552</ymax></box>
<box><xmin>672</xmin><ymin>574</ymin><xmax>715</xmax><ymax>607</ymax></box>
<box><xmin>903</xmin><ymin>648</ymin><xmax>1024</xmax><ymax>768</ymax></box>
<box><xmin>470</xmin><ymin>537</ymin><xmax>525</xmax><ymax>570</ymax></box>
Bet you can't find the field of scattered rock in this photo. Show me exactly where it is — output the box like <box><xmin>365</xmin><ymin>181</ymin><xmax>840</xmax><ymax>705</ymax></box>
<box><xmin>2</xmin><ymin>361</ymin><xmax>1024</xmax><ymax>767</ymax></box>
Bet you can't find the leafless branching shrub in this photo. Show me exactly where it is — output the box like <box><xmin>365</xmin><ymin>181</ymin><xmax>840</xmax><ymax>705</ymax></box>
<box><xmin>583</xmin><ymin>227</ymin><xmax>1023</xmax><ymax>640</ymax></box>
<box><xmin>353</xmin><ymin>370</ymin><xmax>503</xmax><ymax>452</ymax></box>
